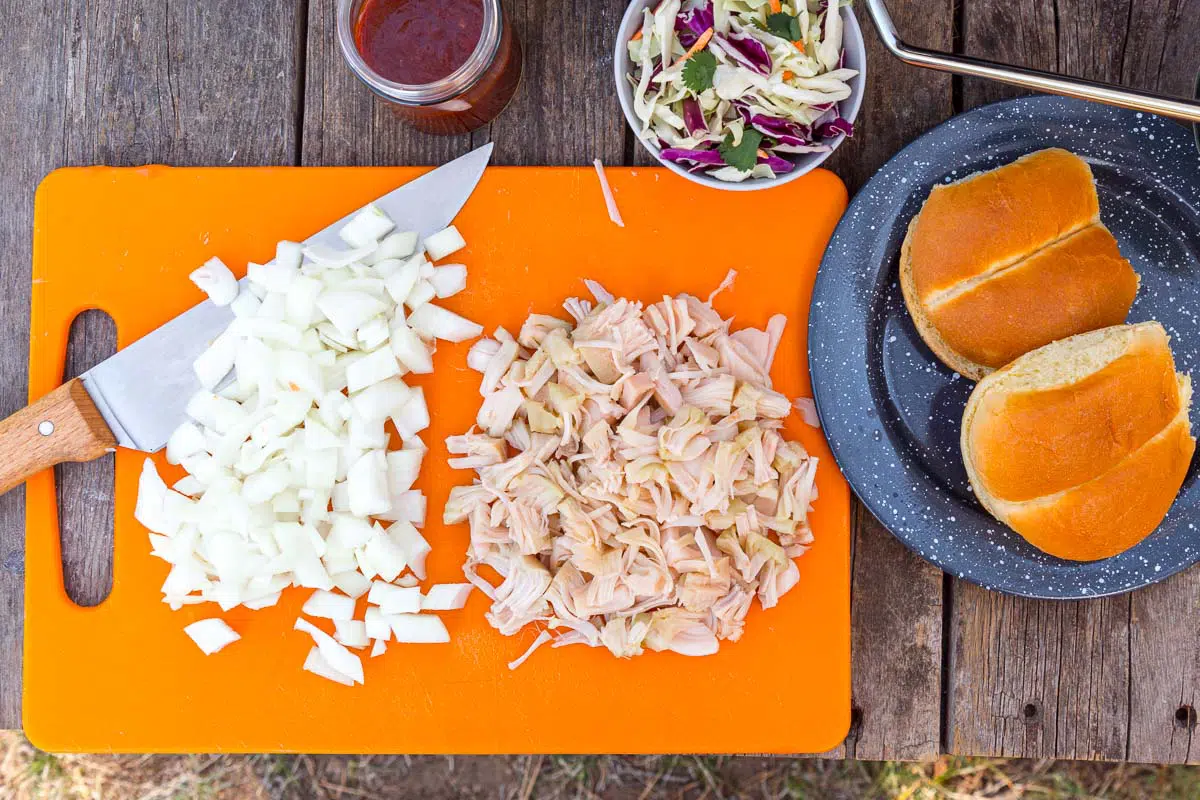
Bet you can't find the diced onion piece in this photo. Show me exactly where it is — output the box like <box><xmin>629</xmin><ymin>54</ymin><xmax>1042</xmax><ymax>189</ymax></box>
<box><xmin>339</xmin><ymin>203</ymin><xmax>395</xmax><ymax>248</ymax></box>
<box><xmin>364</xmin><ymin>607</ymin><xmax>392</xmax><ymax>640</ymax></box>
<box><xmin>386</xmin><ymin>449</ymin><xmax>423</xmax><ymax>494</ymax></box>
<box><xmin>229</xmin><ymin>289</ymin><xmax>261</xmax><ymax>319</ymax></box>
<box><xmin>193</xmin><ymin>329</ymin><xmax>240</xmax><ymax>390</ymax></box>
<box><xmin>389</xmin><ymin>323</ymin><xmax>434</xmax><ymax>374</ymax></box>
<box><xmin>392</xmin><ymin>387</ymin><xmax>430</xmax><ymax>439</ymax></box>
<box><xmin>189</xmin><ymin>257</ymin><xmax>240</xmax><ymax>306</ymax></box>
<box><xmin>183</xmin><ymin>618</ymin><xmax>240</xmax><ymax>655</ymax></box>
<box><xmin>423</xmin><ymin>583</ymin><xmax>473</xmax><ymax>611</ymax></box>
<box><xmin>388</xmin><ymin>613</ymin><xmax>450</xmax><ymax>643</ymax></box>
<box><xmin>301</xmin><ymin>589</ymin><xmax>356</xmax><ymax>621</ymax></box>
<box><xmin>166</xmin><ymin>422</ymin><xmax>206</xmax><ymax>465</ymax></box>
<box><xmin>383</xmin><ymin>259</ymin><xmax>421</xmax><ymax>306</ymax></box>
<box><xmin>347</xmin><ymin>450</ymin><xmax>390</xmax><ymax>517</ymax></box>
<box><xmin>388</xmin><ymin>521</ymin><xmax>431</xmax><ymax>578</ymax></box>
<box><xmin>345</xmin><ymin>348</ymin><xmax>401</xmax><ymax>393</ymax></box>
<box><xmin>302</xmin><ymin>645</ymin><xmax>355</xmax><ymax>686</ymax></box>
<box><xmin>350</xmin><ymin>378</ymin><xmax>411</xmax><ymax>422</ymax></box>
<box><xmin>317</xmin><ymin>291</ymin><xmax>386</xmax><ymax>337</ymax></box>
<box><xmin>303</xmin><ymin>243</ymin><xmax>374</xmax><ymax>269</ymax></box>
<box><xmin>294</xmin><ymin>617</ymin><xmax>364</xmax><ymax>684</ymax></box>
<box><xmin>428</xmin><ymin>265</ymin><xmax>467</xmax><ymax>298</ymax></box>
<box><xmin>366</xmin><ymin>231</ymin><xmax>419</xmax><ymax>265</ymax></box>
<box><xmin>244</xmin><ymin>591</ymin><xmax>282</xmax><ymax>610</ymax></box>
<box><xmin>423</xmin><ymin>225</ymin><xmax>467</xmax><ymax>261</ymax></box>
<box><xmin>362</xmin><ymin>524</ymin><xmax>407</xmax><ymax>582</ymax></box>
<box><xmin>370</xmin><ymin>638</ymin><xmax>387</xmax><ymax>657</ymax></box>
<box><xmin>333</xmin><ymin>619</ymin><xmax>371</xmax><ymax>649</ymax></box>
<box><xmin>593</xmin><ymin>159</ymin><xmax>625</xmax><ymax>228</ymax></box>
<box><xmin>378</xmin><ymin>489</ymin><xmax>426</xmax><ymax>526</ymax></box>
<box><xmin>407</xmin><ymin>304</ymin><xmax>483</xmax><ymax>343</ymax></box>
<box><xmin>405</xmin><ymin>280</ymin><xmax>437</xmax><ymax>310</ymax></box>
<box><xmin>331</xmin><ymin>569</ymin><xmax>372</xmax><ymax>599</ymax></box>
<box><xmin>367</xmin><ymin>581</ymin><xmax>422</xmax><ymax>614</ymax></box>
<box><xmin>276</xmin><ymin>240</ymin><xmax>304</xmax><ymax>271</ymax></box>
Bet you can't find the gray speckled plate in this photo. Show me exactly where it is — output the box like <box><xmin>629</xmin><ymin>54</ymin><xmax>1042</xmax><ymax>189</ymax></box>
<box><xmin>809</xmin><ymin>95</ymin><xmax>1200</xmax><ymax>599</ymax></box>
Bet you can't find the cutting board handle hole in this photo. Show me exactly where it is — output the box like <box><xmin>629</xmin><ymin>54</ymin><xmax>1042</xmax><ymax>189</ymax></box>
<box><xmin>55</xmin><ymin>309</ymin><xmax>116</xmax><ymax>607</ymax></box>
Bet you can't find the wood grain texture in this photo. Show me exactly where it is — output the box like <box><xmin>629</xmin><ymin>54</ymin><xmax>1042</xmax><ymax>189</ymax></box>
<box><xmin>0</xmin><ymin>0</ymin><xmax>75</xmax><ymax>733</ymax></box>
<box><xmin>56</xmin><ymin>311</ymin><xmax>117</xmax><ymax>608</ymax></box>
<box><xmin>831</xmin><ymin>0</ymin><xmax>956</xmax><ymax>761</ymax></box>
<box><xmin>949</xmin><ymin>0</ymin><xmax>1200</xmax><ymax>762</ymax></box>
<box><xmin>0</xmin><ymin>0</ymin><xmax>302</xmax><ymax>729</ymax></box>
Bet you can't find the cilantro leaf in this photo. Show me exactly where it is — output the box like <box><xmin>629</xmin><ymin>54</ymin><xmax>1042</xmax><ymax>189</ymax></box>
<box><xmin>681</xmin><ymin>50</ymin><xmax>718</xmax><ymax>93</ymax></box>
<box><xmin>766</xmin><ymin>12</ymin><xmax>803</xmax><ymax>41</ymax></box>
<box><xmin>718</xmin><ymin>130</ymin><xmax>763</xmax><ymax>172</ymax></box>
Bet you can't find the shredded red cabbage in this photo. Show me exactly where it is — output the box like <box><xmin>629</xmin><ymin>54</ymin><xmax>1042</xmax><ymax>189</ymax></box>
<box><xmin>681</xmin><ymin>98</ymin><xmax>708</xmax><ymax>136</ymax></box>
<box><xmin>719</xmin><ymin>34</ymin><xmax>772</xmax><ymax>76</ymax></box>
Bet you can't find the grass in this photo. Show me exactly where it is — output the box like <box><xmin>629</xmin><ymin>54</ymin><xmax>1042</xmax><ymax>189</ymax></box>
<box><xmin>4</xmin><ymin>732</ymin><xmax>1200</xmax><ymax>799</ymax></box>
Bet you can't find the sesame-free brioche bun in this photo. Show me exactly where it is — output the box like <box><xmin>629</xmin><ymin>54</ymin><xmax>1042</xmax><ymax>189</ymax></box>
<box><xmin>961</xmin><ymin>322</ymin><xmax>1195</xmax><ymax>562</ymax></box>
<box><xmin>901</xmin><ymin>148</ymin><xmax>1140</xmax><ymax>380</ymax></box>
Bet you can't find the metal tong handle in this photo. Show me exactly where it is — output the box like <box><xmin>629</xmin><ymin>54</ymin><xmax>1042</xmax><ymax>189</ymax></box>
<box><xmin>865</xmin><ymin>0</ymin><xmax>1200</xmax><ymax>123</ymax></box>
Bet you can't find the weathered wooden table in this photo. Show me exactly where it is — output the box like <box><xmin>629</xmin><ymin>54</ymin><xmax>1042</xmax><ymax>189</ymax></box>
<box><xmin>1</xmin><ymin>0</ymin><xmax>1198</xmax><ymax>761</ymax></box>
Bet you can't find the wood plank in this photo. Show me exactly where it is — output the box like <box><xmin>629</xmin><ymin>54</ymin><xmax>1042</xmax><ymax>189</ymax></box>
<box><xmin>0</xmin><ymin>0</ymin><xmax>75</xmax><ymax>733</ymax></box>
<box><xmin>1120</xmin><ymin>0</ymin><xmax>1200</xmax><ymax>767</ymax></box>
<box><xmin>949</xmin><ymin>0</ymin><xmax>1200</xmax><ymax>761</ymax></box>
<box><xmin>830</xmin><ymin>1</ymin><xmax>956</xmax><ymax>760</ymax></box>
<box><xmin>0</xmin><ymin>0</ymin><xmax>302</xmax><ymax>730</ymax></box>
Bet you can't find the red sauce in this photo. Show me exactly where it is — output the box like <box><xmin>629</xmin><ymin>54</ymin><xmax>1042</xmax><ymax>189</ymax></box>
<box><xmin>355</xmin><ymin>0</ymin><xmax>485</xmax><ymax>85</ymax></box>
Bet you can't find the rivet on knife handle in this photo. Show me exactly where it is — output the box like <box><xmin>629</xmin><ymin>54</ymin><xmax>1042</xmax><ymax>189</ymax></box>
<box><xmin>0</xmin><ymin>378</ymin><xmax>118</xmax><ymax>496</ymax></box>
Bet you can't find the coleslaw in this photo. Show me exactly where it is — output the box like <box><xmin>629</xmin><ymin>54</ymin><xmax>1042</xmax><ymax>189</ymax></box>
<box><xmin>627</xmin><ymin>0</ymin><xmax>858</xmax><ymax>182</ymax></box>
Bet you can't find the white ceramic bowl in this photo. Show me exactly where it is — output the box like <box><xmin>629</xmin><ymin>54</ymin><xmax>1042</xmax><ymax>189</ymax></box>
<box><xmin>614</xmin><ymin>3</ymin><xmax>866</xmax><ymax>191</ymax></box>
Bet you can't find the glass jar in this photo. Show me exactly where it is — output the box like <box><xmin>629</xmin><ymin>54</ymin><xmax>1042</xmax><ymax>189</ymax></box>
<box><xmin>337</xmin><ymin>0</ymin><xmax>522</xmax><ymax>135</ymax></box>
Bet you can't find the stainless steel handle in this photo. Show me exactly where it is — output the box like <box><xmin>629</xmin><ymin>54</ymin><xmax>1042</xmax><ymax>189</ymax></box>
<box><xmin>864</xmin><ymin>0</ymin><xmax>1200</xmax><ymax>124</ymax></box>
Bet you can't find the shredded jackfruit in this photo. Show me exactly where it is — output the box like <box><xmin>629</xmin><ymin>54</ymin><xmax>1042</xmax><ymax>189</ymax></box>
<box><xmin>446</xmin><ymin>274</ymin><xmax>819</xmax><ymax>665</ymax></box>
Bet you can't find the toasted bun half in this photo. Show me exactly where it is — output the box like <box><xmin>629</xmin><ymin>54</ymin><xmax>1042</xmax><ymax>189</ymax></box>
<box><xmin>901</xmin><ymin>148</ymin><xmax>1140</xmax><ymax>380</ymax></box>
<box><xmin>962</xmin><ymin>322</ymin><xmax>1195</xmax><ymax>561</ymax></box>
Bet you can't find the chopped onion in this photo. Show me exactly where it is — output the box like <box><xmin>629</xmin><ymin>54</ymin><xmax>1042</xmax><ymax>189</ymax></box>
<box><xmin>333</xmin><ymin>619</ymin><xmax>371</xmax><ymax>649</ymax></box>
<box><xmin>423</xmin><ymin>225</ymin><xmax>467</xmax><ymax>261</ymax></box>
<box><xmin>407</xmin><ymin>304</ymin><xmax>483</xmax><ymax>344</ymax></box>
<box><xmin>370</xmin><ymin>638</ymin><xmax>387</xmax><ymax>657</ymax></box>
<box><xmin>295</xmin><ymin>617</ymin><xmax>364</xmax><ymax>684</ymax></box>
<box><xmin>339</xmin><ymin>204</ymin><xmax>395</xmax><ymax>249</ymax></box>
<box><xmin>190</xmin><ymin>257</ymin><xmax>240</xmax><ymax>306</ymax></box>
<box><xmin>367</xmin><ymin>581</ymin><xmax>422</xmax><ymax>614</ymax></box>
<box><xmin>301</xmin><ymin>589</ymin><xmax>356</xmax><ymax>621</ymax></box>
<box><xmin>183</xmin><ymin>618</ymin><xmax>240</xmax><ymax>655</ymax></box>
<box><xmin>428</xmin><ymin>265</ymin><xmax>467</xmax><ymax>298</ymax></box>
<box><xmin>423</xmin><ymin>583</ymin><xmax>473</xmax><ymax>611</ymax></box>
<box><xmin>388</xmin><ymin>613</ymin><xmax>450</xmax><ymax>643</ymax></box>
<box><xmin>138</xmin><ymin>203</ymin><xmax>484</xmax><ymax>685</ymax></box>
<box><xmin>302</xmin><ymin>645</ymin><xmax>355</xmax><ymax>686</ymax></box>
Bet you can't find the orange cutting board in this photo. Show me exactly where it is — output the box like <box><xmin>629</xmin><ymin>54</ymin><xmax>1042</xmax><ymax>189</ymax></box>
<box><xmin>25</xmin><ymin>165</ymin><xmax>850</xmax><ymax>754</ymax></box>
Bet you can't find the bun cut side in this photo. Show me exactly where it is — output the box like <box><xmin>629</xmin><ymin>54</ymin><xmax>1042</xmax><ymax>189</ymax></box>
<box><xmin>962</xmin><ymin>322</ymin><xmax>1195</xmax><ymax>562</ymax></box>
<box><xmin>902</xmin><ymin>148</ymin><xmax>1139</xmax><ymax>379</ymax></box>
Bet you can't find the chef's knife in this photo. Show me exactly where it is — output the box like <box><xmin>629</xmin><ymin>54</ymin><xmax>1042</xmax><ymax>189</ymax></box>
<box><xmin>0</xmin><ymin>143</ymin><xmax>494</xmax><ymax>496</ymax></box>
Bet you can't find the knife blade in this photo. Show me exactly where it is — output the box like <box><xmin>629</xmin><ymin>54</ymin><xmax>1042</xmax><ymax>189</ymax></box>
<box><xmin>0</xmin><ymin>143</ymin><xmax>492</xmax><ymax>496</ymax></box>
<box><xmin>85</xmin><ymin>143</ymin><xmax>493</xmax><ymax>454</ymax></box>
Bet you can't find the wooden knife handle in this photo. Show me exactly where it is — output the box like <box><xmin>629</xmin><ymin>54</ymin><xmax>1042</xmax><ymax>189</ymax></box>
<box><xmin>0</xmin><ymin>378</ymin><xmax>118</xmax><ymax>496</ymax></box>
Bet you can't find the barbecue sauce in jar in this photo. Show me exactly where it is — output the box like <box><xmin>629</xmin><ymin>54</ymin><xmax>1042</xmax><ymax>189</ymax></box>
<box><xmin>345</xmin><ymin>0</ymin><xmax>521</xmax><ymax>134</ymax></box>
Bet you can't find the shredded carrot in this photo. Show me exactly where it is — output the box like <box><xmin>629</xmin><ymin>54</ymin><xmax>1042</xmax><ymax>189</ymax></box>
<box><xmin>756</xmin><ymin>149</ymin><xmax>768</xmax><ymax>159</ymax></box>
<box><xmin>630</xmin><ymin>29</ymin><xmax>644</xmax><ymax>42</ymax></box>
<box><xmin>675</xmin><ymin>28</ymin><xmax>714</xmax><ymax>65</ymax></box>
<box><xmin>792</xmin><ymin>40</ymin><xmax>804</xmax><ymax>49</ymax></box>
<box><xmin>769</xmin><ymin>0</ymin><xmax>782</xmax><ymax>11</ymax></box>
<box><xmin>782</xmin><ymin>69</ymin><xmax>795</xmax><ymax>81</ymax></box>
